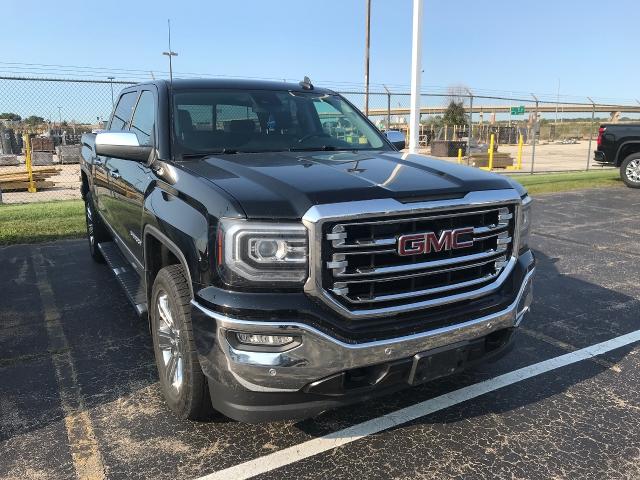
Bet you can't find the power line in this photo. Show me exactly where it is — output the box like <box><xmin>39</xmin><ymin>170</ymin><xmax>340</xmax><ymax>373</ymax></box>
<box><xmin>0</xmin><ymin>61</ymin><xmax>636</xmax><ymax>105</ymax></box>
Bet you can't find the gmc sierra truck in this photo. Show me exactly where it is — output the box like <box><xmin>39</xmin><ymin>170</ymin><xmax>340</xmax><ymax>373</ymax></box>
<box><xmin>594</xmin><ymin>123</ymin><xmax>640</xmax><ymax>188</ymax></box>
<box><xmin>80</xmin><ymin>78</ymin><xmax>535</xmax><ymax>423</ymax></box>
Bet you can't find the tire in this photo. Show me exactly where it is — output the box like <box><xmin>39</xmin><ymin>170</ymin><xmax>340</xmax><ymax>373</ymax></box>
<box><xmin>620</xmin><ymin>153</ymin><xmax>640</xmax><ymax>189</ymax></box>
<box><xmin>150</xmin><ymin>265</ymin><xmax>212</xmax><ymax>420</ymax></box>
<box><xmin>84</xmin><ymin>192</ymin><xmax>110</xmax><ymax>262</ymax></box>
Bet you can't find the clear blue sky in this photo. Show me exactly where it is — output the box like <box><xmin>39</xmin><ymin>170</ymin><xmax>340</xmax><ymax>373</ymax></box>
<box><xmin>1</xmin><ymin>0</ymin><xmax>638</xmax><ymax>103</ymax></box>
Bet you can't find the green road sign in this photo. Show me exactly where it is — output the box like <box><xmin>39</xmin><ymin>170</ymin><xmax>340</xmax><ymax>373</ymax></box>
<box><xmin>510</xmin><ymin>106</ymin><xmax>525</xmax><ymax>115</ymax></box>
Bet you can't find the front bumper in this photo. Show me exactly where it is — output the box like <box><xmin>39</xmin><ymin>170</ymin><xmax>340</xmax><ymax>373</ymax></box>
<box><xmin>190</xmin><ymin>251</ymin><xmax>535</xmax><ymax>421</ymax></box>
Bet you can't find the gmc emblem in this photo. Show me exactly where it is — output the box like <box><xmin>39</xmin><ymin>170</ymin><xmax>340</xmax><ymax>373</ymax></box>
<box><xmin>397</xmin><ymin>227</ymin><xmax>475</xmax><ymax>256</ymax></box>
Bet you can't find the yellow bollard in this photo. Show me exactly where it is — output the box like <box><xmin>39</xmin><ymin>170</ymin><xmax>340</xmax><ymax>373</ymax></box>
<box><xmin>23</xmin><ymin>134</ymin><xmax>37</xmax><ymax>193</ymax></box>
<box><xmin>516</xmin><ymin>133</ymin><xmax>523</xmax><ymax>169</ymax></box>
<box><xmin>457</xmin><ymin>148</ymin><xmax>462</xmax><ymax>164</ymax></box>
<box><xmin>507</xmin><ymin>133</ymin><xmax>524</xmax><ymax>170</ymax></box>
<box><xmin>481</xmin><ymin>134</ymin><xmax>495</xmax><ymax>171</ymax></box>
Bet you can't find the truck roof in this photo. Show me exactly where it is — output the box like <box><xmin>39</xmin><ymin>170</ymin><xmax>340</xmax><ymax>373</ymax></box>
<box><xmin>600</xmin><ymin>123</ymin><xmax>640</xmax><ymax>127</ymax></box>
<box><xmin>132</xmin><ymin>78</ymin><xmax>336</xmax><ymax>94</ymax></box>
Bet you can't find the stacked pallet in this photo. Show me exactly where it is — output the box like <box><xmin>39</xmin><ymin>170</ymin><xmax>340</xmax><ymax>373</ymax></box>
<box><xmin>468</xmin><ymin>152</ymin><xmax>513</xmax><ymax>169</ymax></box>
<box><xmin>0</xmin><ymin>166</ymin><xmax>61</xmax><ymax>191</ymax></box>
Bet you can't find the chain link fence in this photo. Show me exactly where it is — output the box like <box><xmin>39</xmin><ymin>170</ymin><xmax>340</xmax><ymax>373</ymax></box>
<box><xmin>1</xmin><ymin>76</ymin><xmax>639</xmax><ymax>204</ymax></box>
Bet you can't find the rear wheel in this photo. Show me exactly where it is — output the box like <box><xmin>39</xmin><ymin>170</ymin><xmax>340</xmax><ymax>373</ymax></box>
<box><xmin>84</xmin><ymin>192</ymin><xmax>110</xmax><ymax>262</ymax></box>
<box><xmin>151</xmin><ymin>265</ymin><xmax>212</xmax><ymax>420</ymax></box>
<box><xmin>620</xmin><ymin>153</ymin><xmax>640</xmax><ymax>189</ymax></box>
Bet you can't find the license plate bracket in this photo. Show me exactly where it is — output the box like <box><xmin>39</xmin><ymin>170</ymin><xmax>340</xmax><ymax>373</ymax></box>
<box><xmin>408</xmin><ymin>340</ymin><xmax>481</xmax><ymax>385</ymax></box>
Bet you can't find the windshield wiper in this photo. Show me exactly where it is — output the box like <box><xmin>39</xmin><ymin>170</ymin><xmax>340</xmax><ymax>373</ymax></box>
<box><xmin>181</xmin><ymin>148</ymin><xmax>238</xmax><ymax>158</ymax></box>
<box><xmin>289</xmin><ymin>145</ymin><xmax>337</xmax><ymax>152</ymax></box>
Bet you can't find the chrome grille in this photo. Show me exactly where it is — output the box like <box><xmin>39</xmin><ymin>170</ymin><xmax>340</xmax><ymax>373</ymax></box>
<box><xmin>302</xmin><ymin>190</ymin><xmax>523</xmax><ymax>319</ymax></box>
<box><xmin>321</xmin><ymin>204</ymin><xmax>517</xmax><ymax>314</ymax></box>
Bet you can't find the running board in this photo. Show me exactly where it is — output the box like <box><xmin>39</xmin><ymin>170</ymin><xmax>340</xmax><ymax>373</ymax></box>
<box><xmin>98</xmin><ymin>241</ymin><xmax>148</xmax><ymax>316</ymax></box>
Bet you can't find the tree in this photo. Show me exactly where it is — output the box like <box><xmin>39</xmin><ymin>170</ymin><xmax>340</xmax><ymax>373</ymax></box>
<box><xmin>442</xmin><ymin>100</ymin><xmax>468</xmax><ymax>126</ymax></box>
<box><xmin>0</xmin><ymin>112</ymin><xmax>21</xmax><ymax>121</ymax></box>
<box><xmin>24</xmin><ymin>115</ymin><xmax>45</xmax><ymax>126</ymax></box>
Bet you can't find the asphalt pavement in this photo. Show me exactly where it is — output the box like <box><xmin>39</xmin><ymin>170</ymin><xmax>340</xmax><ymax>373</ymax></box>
<box><xmin>1</xmin><ymin>187</ymin><xmax>639</xmax><ymax>480</ymax></box>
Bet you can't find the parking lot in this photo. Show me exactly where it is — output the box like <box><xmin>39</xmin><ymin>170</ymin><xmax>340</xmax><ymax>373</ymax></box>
<box><xmin>1</xmin><ymin>187</ymin><xmax>640</xmax><ymax>480</ymax></box>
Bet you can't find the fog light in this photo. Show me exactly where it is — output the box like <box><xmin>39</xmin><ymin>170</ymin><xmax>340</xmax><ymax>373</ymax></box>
<box><xmin>235</xmin><ymin>332</ymin><xmax>295</xmax><ymax>346</ymax></box>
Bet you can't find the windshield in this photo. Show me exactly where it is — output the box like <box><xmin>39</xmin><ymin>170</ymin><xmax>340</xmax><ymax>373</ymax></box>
<box><xmin>171</xmin><ymin>89</ymin><xmax>389</xmax><ymax>155</ymax></box>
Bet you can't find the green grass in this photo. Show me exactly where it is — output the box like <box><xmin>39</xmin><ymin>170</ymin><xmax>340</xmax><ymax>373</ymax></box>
<box><xmin>508</xmin><ymin>170</ymin><xmax>622</xmax><ymax>195</ymax></box>
<box><xmin>0</xmin><ymin>200</ymin><xmax>85</xmax><ymax>245</ymax></box>
<box><xmin>0</xmin><ymin>170</ymin><xmax>625</xmax><ymax>245</ymax></box>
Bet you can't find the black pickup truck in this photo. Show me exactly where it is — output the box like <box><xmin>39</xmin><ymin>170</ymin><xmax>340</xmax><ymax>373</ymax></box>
<box><xmin>80</xmin><ymin>78</ymin><xmax>535</xmax><ymax>422</ymax></box>
<box><xmin>594</xmin><ymin>123</ymin><xmax>640</xmax><ymax>188</ymax></box>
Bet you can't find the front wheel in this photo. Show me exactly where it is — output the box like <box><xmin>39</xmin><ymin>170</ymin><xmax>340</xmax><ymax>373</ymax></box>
<box><xmin>151</xmin><ymin>265</ymin><xmax>212</xmax><ymax>420</ymax></box>
<box><xmin>620</xmin><ymin>153</ymin><xmax>640</xmax><ymax>189</ymax></box>
<box><xmin>84</xmin><ymin>192</ymin><xmax>110</xmax><ymax>262</ymax></box>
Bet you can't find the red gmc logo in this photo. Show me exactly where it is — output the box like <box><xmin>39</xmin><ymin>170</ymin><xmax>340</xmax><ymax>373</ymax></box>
<box><xmin>397</xmin><ymin>227</ymin><xmax>475</xmax><ymax>256</ymax></box>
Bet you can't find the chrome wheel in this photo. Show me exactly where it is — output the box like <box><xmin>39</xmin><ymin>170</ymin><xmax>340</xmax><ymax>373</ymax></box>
<box><xmin>86</xmin><ymin>204</ymin><xmax>94</xmax><ymax>246</ymax></box>
<box><xmin>626</xmin><ymin>159</ymin><xmax>640</xmax><ymax>183</ymax></box>
<box><xmin>156</xmin><ymin>291</ymin><xmax>185</xmax><ymax>394</ymax></box>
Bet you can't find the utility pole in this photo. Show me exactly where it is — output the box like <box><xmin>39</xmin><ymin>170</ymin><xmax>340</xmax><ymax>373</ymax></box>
<box><xmin>162</xmin><ymin>19</ymin><xmax>178</xmax><ymax>85</ymax></box>
<box><xmin>586</xmin><ymin>97</ymin><xmax>595</xmax><ymax>171</ymax></box>
<box><xmin>530</xmin><ymin>93</ymin><xmax>539</xmax><ymax>174</ymax></box>
<box><xmin>464</xmin><ymin>87</ymin><xmax>473</xmax><ymax>159</ymax></box>
<box><xmin>383</xmin><ymin>84</ymin><xmax>391</xmax><ymax>130</ymax></box>
<box><xmin>554</xmin><ymin>78</ymin><xmax>560</xmax><ymax>134</ymax></box>
<box><xmin>408</xmin><ymin>0</ymin><xmax>423</xmax><ymax>153</ymax></box>
<box><xmin>364</xmin><ymin>0</ymin><xmax>371</xmax><ymax>116</ymax></box>
<box><xmin>107</xmin><ymin>77</ymin><xmax>115</xmax><ymax>108</ymax></box>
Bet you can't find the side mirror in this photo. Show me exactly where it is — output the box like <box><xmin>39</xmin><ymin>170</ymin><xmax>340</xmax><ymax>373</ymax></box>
<box><xmin>95</xmin><ymin>132</ymin><xmax>153</xmax><ymax>162</ymax></box>
<box><xmin>385</xmin><ymin>130</ymin><xmax>406</xmax><ymax>150</ymax></box>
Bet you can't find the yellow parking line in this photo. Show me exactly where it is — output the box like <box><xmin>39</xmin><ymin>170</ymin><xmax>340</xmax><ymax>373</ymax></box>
<box><xmin>33</xmin><ymin>249</ymin><xmax>106</xmax><ymax>480</ymax></box>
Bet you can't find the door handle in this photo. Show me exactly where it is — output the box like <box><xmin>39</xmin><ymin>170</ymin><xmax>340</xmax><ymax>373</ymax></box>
<box><xmin>109</xmin><ymin>169</ymin><xmax>121</xmax><ymax>180</ymax></box>
<box><xmin>94</xmin><ymin>158</ymin><xmax>104</xmax><ymax>167</ymax></box>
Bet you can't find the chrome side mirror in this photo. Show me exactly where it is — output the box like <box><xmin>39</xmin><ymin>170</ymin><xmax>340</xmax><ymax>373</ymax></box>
<box><xmin>95</xmin><ymin>132</ymin><xmax>153</xmax><ymax>162</ymax></box>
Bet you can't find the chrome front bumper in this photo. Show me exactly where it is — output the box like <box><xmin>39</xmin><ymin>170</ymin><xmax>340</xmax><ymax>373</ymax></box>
<box><xmin>191</xmin><ymin>267</ymin><xmax>535</xmax><ymax>393</ymax></box>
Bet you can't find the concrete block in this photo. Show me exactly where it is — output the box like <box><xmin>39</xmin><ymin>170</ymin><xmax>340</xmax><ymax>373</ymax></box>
<box><xmin>32</xmin><ymin>152</ymin><xmax>54</xmax><ymax>166</ymax></box>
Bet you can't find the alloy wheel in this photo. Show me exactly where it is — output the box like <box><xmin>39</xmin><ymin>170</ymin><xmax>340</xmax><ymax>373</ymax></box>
<box><xmin>156</xmin><ymin>291</ymin><xmax>185</xmax><ymax>394</ymax></box>
<box><xmin>86</xmin><ymin>204</ymin><xmax>94</xmax><ymax>246</ymax></box>
<box><xmin>626</xmin><ymin>159</ymin><xmax>640</xmax><ymax>183</ymax></box>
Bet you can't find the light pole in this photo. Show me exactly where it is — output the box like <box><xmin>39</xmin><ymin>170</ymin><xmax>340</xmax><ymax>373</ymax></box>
<box><xmin>364</xmin><ymin>0</ymin><xmax>371</xmax><ymax>116</ymax></box>
<box><xmin>408</xmin><ymin>0</ymin><xmax>423</xmax><ymax>153</ymax></box>
<box><xmin>57</xmin><ymin>106</ymin><xmax>62</xmax><ymax>128</ymax></box>
<box><xmin>107</xmin><ymin>77</ymin><xmax>115</xmax><ymax>108</ymax></box>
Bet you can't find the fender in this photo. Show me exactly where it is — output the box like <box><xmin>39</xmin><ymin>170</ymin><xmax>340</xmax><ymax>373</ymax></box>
<box><xmin>615</xmin><ymin>140</ymin><xmax>640</xmax><ymax>165</ymax></box>
<box><xmin>142</xmin><ymin>185</ymin><xmax>211</xmax><ymax>300</ymax></box>
<box><xmin>143</xmin><ymin>224</ymin><xmax>196</xmax><ymax>299</ymax></box>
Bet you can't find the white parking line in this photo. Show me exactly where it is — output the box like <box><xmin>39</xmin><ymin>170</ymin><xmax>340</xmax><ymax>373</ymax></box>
<box><xmin>197</xmin><ymin>329</ymin><xmax>640</xmax><ymax>480</ymax></box>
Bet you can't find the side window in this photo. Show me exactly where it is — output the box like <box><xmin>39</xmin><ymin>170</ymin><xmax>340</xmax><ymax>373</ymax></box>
<box><xmin>130</xmin><ymin>91</ymin><xmax>155</xmax><ymax>145</ymax></box>
<box><xmin>110</xmin><ymin>92</ymin><xmax>138</xmax><ymax>131</ymax></box>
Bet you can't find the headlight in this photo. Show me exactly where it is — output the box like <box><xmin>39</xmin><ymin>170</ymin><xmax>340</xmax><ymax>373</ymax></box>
<box><xmin>218</xmin><ymin>219</ymin><xmax>308</xmax><ymax>286</ymax></box>
<box><xmin>519</xmin><ymin>195</ymin><xmax>532</xmax><ymax>252</ymax></box>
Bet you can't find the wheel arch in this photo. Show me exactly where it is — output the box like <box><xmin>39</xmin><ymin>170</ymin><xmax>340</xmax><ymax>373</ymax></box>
<box><xmin>143</xmin><ymin>225</ymin><xmax>195</xmax><ymax>302</ymax></box>
<box><xmin>615</xmin><ymin>140</ymin><xmax>640</xmax><ymax>166</ymax></box>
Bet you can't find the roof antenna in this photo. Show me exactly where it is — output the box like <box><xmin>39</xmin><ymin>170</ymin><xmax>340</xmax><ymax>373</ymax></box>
<box><xmin>299</xmin><ymin>76</ymin><xmax>313</xmax><ymax>90</ymax></box>
<box><xmin>162</xmin><ymin>19</ymin><xmax>178</xmax><ymax>87</ymax></box>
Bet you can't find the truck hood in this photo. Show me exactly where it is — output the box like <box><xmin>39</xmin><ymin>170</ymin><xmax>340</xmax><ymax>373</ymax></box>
<box><xmin>180</xmin><ymin>150</ymin><xmax>518</xmax><ymax>219</ymax></box>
